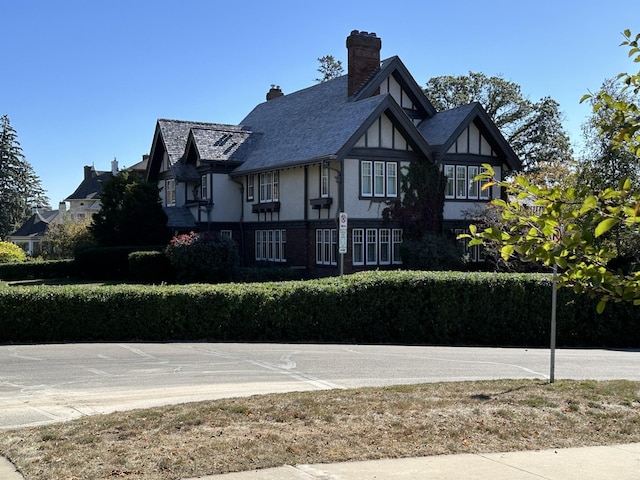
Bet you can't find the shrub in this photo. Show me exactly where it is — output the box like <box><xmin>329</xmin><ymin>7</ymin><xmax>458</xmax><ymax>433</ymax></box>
<box><xmin>0</xmin><ymin>259</ymin><xmax>76</xmax><ymax>280</ymax></box>
<box><xmin>128</xmin><ymin>251</ymin><xmax>175</xmax><ymax>284</ymax></box>
<box><xmin>165</xmin><ymin>232</ymin><xmax>239</xmax><ymax>283</ymax></box>
<box><xmin>75</xmin><ymin>246</ymin><xmax>165</xmax><ymax>280</ymax></box>
<box><xmin>400</xmin><ymin>234</ymin><xmax>463</xmax><ymax>270</ymax></box>
<box><xmin>0</xmin><ymin>241</ymin><xmax>27</xmax><ymax>263</ymax></box>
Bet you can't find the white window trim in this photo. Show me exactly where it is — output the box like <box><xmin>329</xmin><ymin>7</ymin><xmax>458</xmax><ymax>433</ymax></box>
<box><xmin>352</xmin><ymin>228</ymin><xmax>364</xmax><ymax>265</ymax></box>
<box><xmin>316</xmin><ymin>228</ymin><xmax>337</xmax><ymax>266</ymax></box>
<box><xmin>256</xmin><ymin>229</ymin><xmax>286</xmax><ymax>262</ymax></box>
<box><xmin>166</xmin><ymin>178</ymin><xmax>176</xmax><ymax>207</ymax></box>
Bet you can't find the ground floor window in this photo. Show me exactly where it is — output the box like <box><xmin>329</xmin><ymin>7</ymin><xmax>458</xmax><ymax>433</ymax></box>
<box><xmin>454</xmin><ymin>228</ymin><xmax>484</xmax><ymax>262</ymax></box>
<box><xmin>316</xmin><ymin>229</ymin><xmax>337</xmax><ymax>265</ymax></box>
<box><xmin>352</xmin><ymin>228</ymin><xmax>402</xmax><ymax>266</ymax></box>
<box><xmin>255</xmin><ymin>229</ymin><xmax>286</xmax><ymax>262</ymax></box>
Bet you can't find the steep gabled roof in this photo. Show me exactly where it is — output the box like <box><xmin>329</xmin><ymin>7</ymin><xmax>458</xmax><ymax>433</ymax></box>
<box><xmin>64</xmin><ymin>168</ymin><xmax>111</xmax><ymax>201</ymax></box>
<box><xmin>9</xmin><ymin>210</ymin><xmax>59</xmax><ymax>238</ymax></box>
<box><xmin>418</xmin><ymin>102</ymin><xmax>521</xmax><ymax>170</ymax></box>
<box><xmin>233</xmin><ymin>75</ymin><xmax>432</xmax><ymax>175</ymax></box>
<box><xmin>185</xmin><ymin>125</ymin><xmax>254</xmax><ymax>163</ymax></box>
<box><xmin>354</xmin><ymin>56</ymin><xmax>437</xmax><ymax>117</ymax></box>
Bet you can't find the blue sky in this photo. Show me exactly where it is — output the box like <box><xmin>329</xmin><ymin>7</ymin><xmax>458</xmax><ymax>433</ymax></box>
<box><xmin>3</xmin><ymin>0</ymin><xmax>639</xmax><ymax>207</ymax></box>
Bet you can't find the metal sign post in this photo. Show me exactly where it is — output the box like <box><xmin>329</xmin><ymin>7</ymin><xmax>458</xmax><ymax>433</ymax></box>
<box><xmin>338</xmin><ymin>212</ymin><xmax>347</xmax><ymax>276</ymax></box>
<box><xmin>550</xmin><ymin>262</ymin><xmax>557</xmax><ymax>384</ymax></box>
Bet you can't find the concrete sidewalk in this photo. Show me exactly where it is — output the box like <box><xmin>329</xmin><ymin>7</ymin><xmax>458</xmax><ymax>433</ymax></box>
<box><xmin>1</xmin><ymin>443</ymin><xmax>639</xmax><ymax>479</ymax></box>
<box><xmin>185</xmin><ymin>443</ymin><xmax>640</xmax><ymax>480</ymax></box>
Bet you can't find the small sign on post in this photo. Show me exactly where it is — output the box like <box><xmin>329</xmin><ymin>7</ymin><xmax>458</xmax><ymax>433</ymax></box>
<box><xmin>338</xmin><ymin>212</ymin><xmax>348</xmax><ymax>254</ymax></box>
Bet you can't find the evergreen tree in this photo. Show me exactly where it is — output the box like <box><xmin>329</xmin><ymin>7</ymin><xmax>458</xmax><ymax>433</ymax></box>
<box><xmin>89</xmin><ymin>170</ymin><xmax>170</xmax><ymax>247</ymax></box>
<box><xmin>0</xmin><ymin>115</ymin><xmax>50</xmax><ymax>239</ymax></box>
<box><xmin>315</xmin><ymin>55</ymin><xmax>344</xmax><ymax>83</ymax></box>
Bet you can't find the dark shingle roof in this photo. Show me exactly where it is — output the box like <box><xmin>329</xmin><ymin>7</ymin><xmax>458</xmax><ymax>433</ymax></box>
<box><xmin>163</xmin><ymin>207</ymin><xmax>196</xmax><ymax>229</ymax></box>
<box><xmin>64</xmin><ymin>168</ymin><xmax>112</xmax><ymax>201</ymax></box>
<box><xmin>9</xmin><ymin>210</ymin><xmax>59</xmax><ymax>237</ymax></box>
<box><xmin>233</xmin><ymin>76</ymin><xmax>388</xmax><ymax>174</ymax></box>
<box><xmin>188</xmin><ymin>126</ymin><xmax>254</xmax><ymax>162</ymax></box>
<box><xmin>418</xmin><ymin>103</ymin><xmax>479</xmax><ymax>147</ymax></box>
<box><xmin>157</xmin><ymin>120</ymin><xmax>251</xmax><ymax>166</ymax></box>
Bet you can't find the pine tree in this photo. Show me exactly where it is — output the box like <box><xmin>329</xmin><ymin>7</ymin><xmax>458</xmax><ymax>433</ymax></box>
<box><xmin>0</xmin><ymin>115</ymin><xmax>50</xmax><ymax>239</ymax></box>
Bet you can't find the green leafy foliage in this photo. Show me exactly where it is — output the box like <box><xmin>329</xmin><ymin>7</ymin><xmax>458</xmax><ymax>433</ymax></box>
<box><xmin>165</xmin><ymin>232</ymin><xmax>240</xmax><ymax>283</ymax></box>
<box><xmin>128</xmin><ymin>251</ymin><xmax>175</xmax><ymax>284</ymax></box>
<box><xmin>0</xmin><ymin>241</ymin><xmax>27</xmax><ymax>263</ymax></box>
<box><xmin>424</xmin><ymin>72</ymin><xmax>573</xmax><ymax>175</ymax></box>
<box><xmin>0</xmin><ymin>271</ymin><xmax>637</xmax><ymax>346</ymax></box>
<box><xmin>460</xmin><ymin>165</ymin><xmax>640</xmax><ymax>310</ymax></box>
<box><xmin>399</xmin><ymin>234</ymin><xmax>463</xmax><ymax>270</ymax></box>
<box><xmin>0</xmin><ymin>259</ymin><xmax>76</xmax><ymax>280</ymax></box>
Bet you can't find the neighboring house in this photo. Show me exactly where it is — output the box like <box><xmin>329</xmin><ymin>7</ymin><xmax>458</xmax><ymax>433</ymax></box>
<box><xmin>7</xmin><ymin>208</ymin><xmax>62</xmax><ymax>255</ymax></box>
<box><xmin>8</xmin><ymin>158</ymin><xmax>147</xmax><ymax>255</ymax></box>
<box><xmin>146</xmin><ymin>30</ymin><xmax>520</xmax><ymax>277</ymax></box>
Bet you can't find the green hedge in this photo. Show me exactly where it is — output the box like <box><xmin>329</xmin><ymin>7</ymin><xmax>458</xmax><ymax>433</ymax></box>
<box><xmin>0</xmin><ymin>271</ymin><xmax>638</xmax><ymax>347</ymax></box>
<box><xmin>0</xmin><ymin>259</ymin><xmax>77</xmax><ymax>281</ymax></box>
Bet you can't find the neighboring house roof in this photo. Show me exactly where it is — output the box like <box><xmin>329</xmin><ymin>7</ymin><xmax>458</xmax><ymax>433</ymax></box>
<box><xmin>65</xmin><ymin>168</ymin><xmax>111</xmax><ymax>201</ymax></box>
<box><xmin>8</xmin><ymin>210</ymin><xmax>59</xmax><ymax>238</ymax></box>
<box><xmin>163</xmin><ymin>206</ymin><xmax>196</xmax><ymax>230</ymax></box>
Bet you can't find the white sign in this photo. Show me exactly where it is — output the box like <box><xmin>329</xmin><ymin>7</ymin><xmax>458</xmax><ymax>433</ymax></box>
<box><xmin>339</xmin><ymin>212</ymin><xmax>348</xmax><ymax>230</ymax></box>
<box><xmin>339</xmin><ymin>229</ymin><xmax>347</xmax><ymax>254</ymax></box>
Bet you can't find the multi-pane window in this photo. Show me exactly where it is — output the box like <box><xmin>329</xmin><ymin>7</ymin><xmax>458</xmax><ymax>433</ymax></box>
<box><xmin>255</xmin><ymin>229</ymin><xmax>286</xmax><ymax>262</ymax></box>
<box><xmin>479</xmin><ymin>166</ymin><xmax>490</xmax><ymax>200</ymax></box>
<box><xmin>379</xmin><ymin>229</ymin><xmax>391</xmax><ymax>265</ymax></box>
<box><xmin>386</xmin><ymin>163</ymin><xmax>397</xmax><ymax>197</ymax></box>
<box><xmin>316</xmin><ymin>229</ymin><xmax>337</xmax><ymax>265</ymax></box>
<box><xmin>454</xmin><ymin>228</ymin><xmax>484</xmax><ymax>262</ymax></box>
<box><xmin>444</xmin><ymin>165</ymin><xmax>455</xmax><ymax>198</ymax></box>
<box><xmin>352</xmin><ymin>228</ymin><xmax>403</xmax><ymax>266</ymax></box>
<box><xmin>246</xmin><ymin>174</ymin><xmax>255</xmax><ymax>201</ymax></box>
<box><xmin>361</xmin><ymin>161</ymin><xmax>372</xmax><ymax>196</ymax></box>
<box><xmin>259</xmin><ymin>171</ymin><xmax>279</xmax><ymax>202</ymax></box>
<box><xmin>201</xmin><ymin>174</ymin><xmax>208</xmax><ymax>200</ymax></box>
<box><xmin>352</xmin><ymin>228</ymin><xmax>364</xmax><ymax>265</ymax></box>
<box><xmin>366</xmin><ymin>229</ymin><xmax>378</xmax><ymax>265</ymax></box>
<box><xmin>445</xmin><ymin>165</ymin><xmax>492</xmax><ymax>200</ymax></box>
<box><xmin>361</xmin><ymin>160</ymin><xmax>398</xmax><ymax>198</ymax></box>
<box><xmin>166</xmin><ymin>178</ymin><xmax>176</xmax><ymax>206</ymax></box>
<box><xmin>392</xmin><ymin>229</ymin><xmax>402</xmax><ymax>264</ymax></box>
<box><xmin>321</xmin><ymin>164</ymin><xmax>330</xmax><ymax>198</ymax></box>
<box><xmin>220</xmin><ymin>230</ymin><xmax>232</xmax><ymax>239</ymax></box>
<box><xmin>467</xmin><ymin>166</ymin><xmax>479</xmax><ymax>199</ymax></box>
<box><xmin>456</xmin><ymin>166</ymin><xmax>467</xmax><ymax>198</ymax></box>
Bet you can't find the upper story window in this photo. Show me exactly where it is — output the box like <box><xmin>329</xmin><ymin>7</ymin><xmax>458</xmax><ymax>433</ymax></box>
<box><xmin>361</xmin><ymin>160</ymin><xmax>398</xmax><ymax>198</ymax></box>
<box><xmin>444</xmin><ymin>165</ymin><xmax>490</xmax><ymax>200</ymax></box>
<box><xmin>201</xmin><ymin>174</ymin><xmax>208</xmax><ymax>200</ymax></box>
<box><xmin>259</xmin><ymin>171</ymin><xmax>279</xmax><ymax>203</ymax></box>
<box><xmin>246</xmin><ymin>174</ymin><xmax>255</xmax><ymax>201</ymax></box>
<box><xmin>321</xmin><ymin>164</ymin><xmax>330</xmax><ymax>198</ymax></box>
<box><xmin>166</xmin><ymin>178</ymin><xmax>176</xmax><ymax>206</ymax></box>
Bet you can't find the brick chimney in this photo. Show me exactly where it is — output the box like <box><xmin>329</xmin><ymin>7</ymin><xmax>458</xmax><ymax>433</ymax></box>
<box><xmin>84</xmin><ymin>165</ymin><xmax>92</xmax><ymax>180</ymax></box>
<box><xmin>346</xmin><ymin>30</ymin><xmax>381</xmax><ymax>97</ymax></box>
<box><xmin>266</xmin><ymin>84</ymin><xmax>284</xmax><ymax>101</ymax></box>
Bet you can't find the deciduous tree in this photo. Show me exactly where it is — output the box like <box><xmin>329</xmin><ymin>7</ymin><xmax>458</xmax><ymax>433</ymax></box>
<box><xmin>424</xmin><ymin>72</ymin><xmax>573</xmax><ymax>178</ymax></box>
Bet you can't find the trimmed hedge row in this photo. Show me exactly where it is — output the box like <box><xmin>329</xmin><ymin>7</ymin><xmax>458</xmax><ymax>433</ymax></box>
<box><xmin>0</xmin><ymin>259</ymin><xmax>77</xmax><ymax>281</ymax></box>
<box><xmin>0</xmin><ymin>270</ymin><xmax>638</xmax><ymax>347</ymax></box>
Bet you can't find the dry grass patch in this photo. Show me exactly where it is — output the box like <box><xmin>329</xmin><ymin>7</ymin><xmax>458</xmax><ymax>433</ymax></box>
<box><xmin>0</xmin><ymin>379</ymin><xmax>638</xmax><ymax>480</ymax></box>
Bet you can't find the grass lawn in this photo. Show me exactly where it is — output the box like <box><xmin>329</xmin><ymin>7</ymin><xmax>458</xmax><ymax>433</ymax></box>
<box><xmin>0</xmin><ymin>379</ymin><xmax>638</xmax><ymax>480</ymax></box>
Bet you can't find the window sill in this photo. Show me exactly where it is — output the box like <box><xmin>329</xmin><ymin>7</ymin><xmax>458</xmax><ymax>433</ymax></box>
<box><xmin>309</xmin><ymin>197</ymin><xmax>333</xmax><ymax>209</ymax></box>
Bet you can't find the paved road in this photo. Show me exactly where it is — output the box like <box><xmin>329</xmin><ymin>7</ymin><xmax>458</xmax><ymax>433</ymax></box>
<box><xmin>1</xmin><ymin>343</ymin><xmax>638</xmax><ymax>430</ymax></box>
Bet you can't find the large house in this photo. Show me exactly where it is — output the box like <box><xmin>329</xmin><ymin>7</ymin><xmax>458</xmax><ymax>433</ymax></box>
<box><xmin>8</xmin><ymin>158</ymin><xmax>146</xmax><ymax>255</ymax></box>
<box><xmin>145</xmin><ymin>30</ymin><xmax>520</xmax><ymax>277</ymax></box>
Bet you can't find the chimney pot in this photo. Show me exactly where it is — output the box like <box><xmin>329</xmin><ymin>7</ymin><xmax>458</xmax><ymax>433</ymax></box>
<box><xmin>266</xmin><ymin>85</ymin><xmax>284</xmax><ymax>101</ymax></box>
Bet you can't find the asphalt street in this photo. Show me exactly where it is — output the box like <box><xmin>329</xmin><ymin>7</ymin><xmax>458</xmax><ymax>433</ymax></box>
<box><xmin>1</xmin><ymin>343</ymin><xmax>639</xmax><ymax>430</ymax></box>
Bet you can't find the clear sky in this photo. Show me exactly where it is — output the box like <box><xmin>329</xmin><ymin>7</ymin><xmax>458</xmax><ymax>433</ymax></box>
<box><xmin>3</xmin><ymin>0</ymin><xmax>639</xmax><ymax>208</ymax></box>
